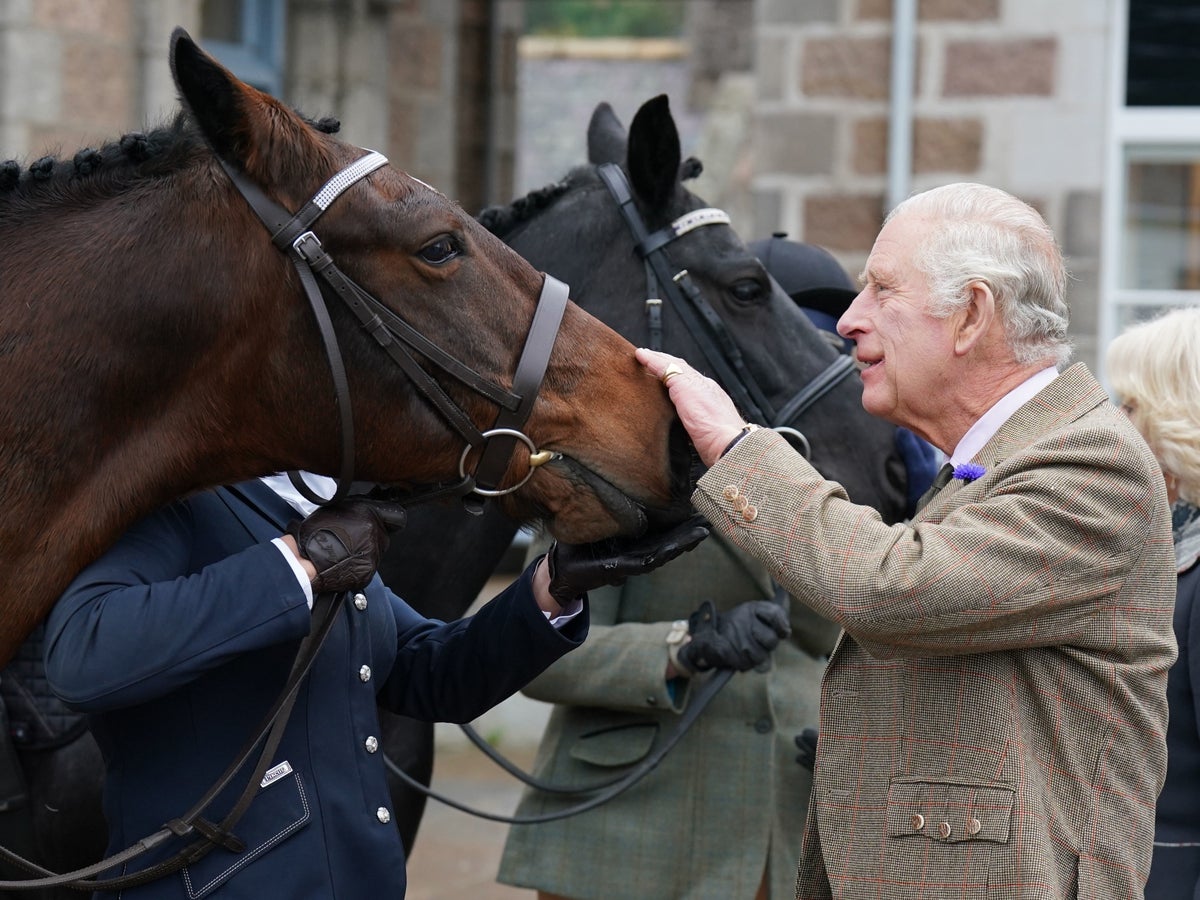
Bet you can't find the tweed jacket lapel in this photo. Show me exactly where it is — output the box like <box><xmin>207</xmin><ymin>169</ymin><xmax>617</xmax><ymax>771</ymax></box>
<box><xmin>914</xmin><ymin>364</ymin><xmax>1106</xmax><ymax>521</ymax></box>
<box><xmin>975</xmin><ymin>363</ymin><xmax>1108</xmax><ymax>467</ymax></box>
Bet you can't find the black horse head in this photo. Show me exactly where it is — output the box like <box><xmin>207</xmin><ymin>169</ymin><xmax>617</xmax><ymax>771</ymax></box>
<box><xmin>482</xmin><ymin>94</ymin><xmax>909</xmax><ymax>521</ymax></box>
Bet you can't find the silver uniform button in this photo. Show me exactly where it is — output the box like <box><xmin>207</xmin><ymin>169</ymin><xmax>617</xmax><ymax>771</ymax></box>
<box><xmin>364</xmin><ymin>736</ymin><xmax>379</xmax><ymax>753</ymax></box>
<box><xmin>376</xmin><ymin>807</ymin><xmax>391</xmax><ymax>824</ymax></box>
<box><xmin>353</xmin><ymin>592</ymin><xmax>368</xmax><ymax>611</ymax></box>
<box><xmin>359</xmin><ymin>665</ymin><xmax>372</xmax><ymax>683</ymax></box>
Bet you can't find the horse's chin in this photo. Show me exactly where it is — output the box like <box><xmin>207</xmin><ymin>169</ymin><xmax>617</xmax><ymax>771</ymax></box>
<box><xmin>540</xmin><ymin>446</ymin><xmax>705</xmax><ymax>542</ymax></box>
<box><xmin>534</xmin><ymin>455</ymin><xmax>649</xmax><ymax>543</ymax></box>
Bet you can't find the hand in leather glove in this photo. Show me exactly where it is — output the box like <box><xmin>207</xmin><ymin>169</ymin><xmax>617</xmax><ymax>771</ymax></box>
<box><xmin>545</xmin><ymin>515</ymin><xmax>710</xmax><ymax>607</ymax></box>
<box><xmin>676</xmin><ymin>599</ymin><xmax>791</xmax><ymax>673</ymax></box>
<box><xmin>794</xmin><ymin>727</ymin><xmax>819</xmax><ymax>770</ymax></box>
<box><xmin>287</xmin><ymin>500</ymin><xmax>407</xmax><ymax>594</ymax></box>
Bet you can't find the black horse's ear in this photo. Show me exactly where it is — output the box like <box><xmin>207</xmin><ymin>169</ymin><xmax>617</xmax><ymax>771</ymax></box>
<box><xmin>170</xmin><ymin>27</ymin><xmax>257</xmax><ymax>168</ymax></box>
<box><xmin>587</xmin><ymin>102</ymin><xmax>627</xmax><ymax>165</ymax></box>
<box><xmin>626</xmin><ymin>95</ymin><xmax>680</xmax><ymax>212</ymax></box>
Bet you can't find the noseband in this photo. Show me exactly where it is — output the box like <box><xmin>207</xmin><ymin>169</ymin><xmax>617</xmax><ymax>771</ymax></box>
<box><xmin>220</xmin><ymin>150</ymin><xmax>565</xmax><ymax>510</ymax></box>
<box><xmin>597</xmin><ymin>163</ymin><xmax>856</xmax><ymax>457</ymax></box>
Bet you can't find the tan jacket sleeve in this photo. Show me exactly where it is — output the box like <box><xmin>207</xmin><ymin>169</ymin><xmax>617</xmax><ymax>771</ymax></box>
<box><xmin>693</xmin><ymin>381</ymin><xmax>1172</xmax><ymax>662</ymax></box>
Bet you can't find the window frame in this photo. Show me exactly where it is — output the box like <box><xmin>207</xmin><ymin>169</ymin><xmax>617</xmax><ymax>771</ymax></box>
<box><xmin>201</xmin><ymin>0</ymin><xmax>287</xmax><ymax>97</ymax></box>
<box><xmin>1100</xmin><ymin>0</ymin><xmax>1200</xmax><ymax>382</ymax></box>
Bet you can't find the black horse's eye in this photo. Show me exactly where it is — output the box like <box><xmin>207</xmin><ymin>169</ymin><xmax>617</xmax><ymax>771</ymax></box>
<box><xmin>418</xmin><ymin>235</ymin><xmax>461</xmax><ymax>265</ymax></box>
<box><xmin>729</xmin><ymin>278</ymin><xmax>767</xmax><ymax>306</ymax></box>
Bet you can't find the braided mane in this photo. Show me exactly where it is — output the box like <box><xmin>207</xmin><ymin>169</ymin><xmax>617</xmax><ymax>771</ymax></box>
<box><xmin>477</xmin><ymin>154</ymin><xmax>704</xmax><ymax>239</ymax></box>
<box><xmin>478</xmin><ymin>177</ymin><xmax>574</xmax><ymax>237</ymax></box>
<box><xmin>0</xmin><ymin>114</ymin><xmax>341</xmax><ymax>202</ymax></box>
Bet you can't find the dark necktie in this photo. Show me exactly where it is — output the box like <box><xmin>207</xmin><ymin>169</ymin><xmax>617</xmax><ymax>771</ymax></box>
<box><xmin>914</xmin><ymin>463</ymin><xmax>954</xmax><ymax>514</ymax></box>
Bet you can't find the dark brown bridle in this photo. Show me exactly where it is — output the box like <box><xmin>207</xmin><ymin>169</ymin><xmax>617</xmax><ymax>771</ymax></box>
<box><xmin>221</xmin><ymin>148</ymin><xmax>569</xmax><ymax>511</ymax></box>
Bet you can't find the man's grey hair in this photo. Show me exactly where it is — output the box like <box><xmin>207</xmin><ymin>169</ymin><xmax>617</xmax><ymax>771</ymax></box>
<box><xmin>888</xmin><ymin>182</ymin><xmax>1072</xmax><ymax>367</ymax></box>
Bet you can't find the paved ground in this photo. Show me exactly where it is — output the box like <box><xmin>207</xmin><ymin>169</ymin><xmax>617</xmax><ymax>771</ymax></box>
<box><xmin>405</xmin><ymin>741</ymin><xmax>540</xmax><ymax>900</ymax></box>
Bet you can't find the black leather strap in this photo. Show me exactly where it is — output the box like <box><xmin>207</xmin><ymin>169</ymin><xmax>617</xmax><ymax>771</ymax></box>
<box><xmin>596</xmin><ymin>161</ymin><xmax>858</xmax><ymax>438</ymax></box>
<box><xmin>384</xmin><ymin>668</ymin><xmax>734</xmax><ymax>824</ymax></box>
<box><xmin>772</xmin><ymin>353</ymin><xmax>858</xmax><ymax>426</ymax></box>
<box><xmin>597</xmin><ymin>163</ymin><xmax>773</xmax><ymax>424</ymax></box>
<box><xmin>219</xmin><ymin>154</ymin><xmax>564</xmax><ymax>508</ymax></box>
<box><xmin>0</xmin><ymin>593</ymin><xmax>344</xmax><ymax>892</ymax></box>
<box><xmin>471</xmin><ymin>275</ymin><xmax>568</xmax><ymax>492</ymax></box>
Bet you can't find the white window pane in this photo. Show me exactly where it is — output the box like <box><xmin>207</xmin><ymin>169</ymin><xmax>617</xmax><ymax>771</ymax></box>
<box><xmin>1122</xmin><ymin>152</ymin><xmax>1200</xmax><ymax>290</ymax></box>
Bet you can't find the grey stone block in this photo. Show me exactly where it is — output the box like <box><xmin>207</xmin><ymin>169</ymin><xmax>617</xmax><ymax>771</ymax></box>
<box><xmin>761</xmin><ymin>0</ymin><xmax>839</xmax><ymax>25</ymax></box>
<box><xmin>1063</xmin><ymin>190</ymin><xmax>1102</xmax><ymax>258</ymax></box>
<box><xmin>755</xmin><ymin>111</ymin><xmax>837</xmax><ymax>175</ymax></box>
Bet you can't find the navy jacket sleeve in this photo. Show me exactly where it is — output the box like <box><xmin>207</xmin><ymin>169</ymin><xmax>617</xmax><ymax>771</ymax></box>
<box><xmin>376</xmin><ymin>560</ymin><xmax>588</xmax><ymax>723</ymax></box>
<box><xmin>45</xmin><ymin>488</ymin><xmax>588</xmax><ymax>725</ymax></box>
<box><xmin>44</xmin><ymin>497</ymin><xmax>314</xmax><ymax>711</ymax></box>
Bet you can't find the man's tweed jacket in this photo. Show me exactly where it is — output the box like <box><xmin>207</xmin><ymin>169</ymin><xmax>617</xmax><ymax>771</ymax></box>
<box><xmin>691</xmin><ymin>364</ymin><xmax>1177</xmax><ymax>900</ymax></box>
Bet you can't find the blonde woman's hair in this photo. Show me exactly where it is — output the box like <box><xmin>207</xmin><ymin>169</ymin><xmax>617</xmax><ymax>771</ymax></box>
<box><xmin>1106</xmin><ymin>307</ymin><xmax>1200</xmax><ymax>504</ymax></box>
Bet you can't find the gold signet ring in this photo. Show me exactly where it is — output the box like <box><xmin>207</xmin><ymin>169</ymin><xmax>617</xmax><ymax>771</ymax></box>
<box><xmin>662</xmin><ymin>363</ymin><xmax>684</xmax><ymax>385</ymax></box>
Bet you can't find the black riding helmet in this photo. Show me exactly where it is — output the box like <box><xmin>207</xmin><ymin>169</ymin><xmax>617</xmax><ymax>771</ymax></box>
<box><xmin>748</xmin><ymin>232</ymin><xmax>857</xmax><ymax>343</ymax></box>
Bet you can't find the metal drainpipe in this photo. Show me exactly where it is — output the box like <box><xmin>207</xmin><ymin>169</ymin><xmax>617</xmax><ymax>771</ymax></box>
<box><xmin>886</xmin><ymin>0</ymin><xmax>918</xmax><ymax>214</ymax></box>
<box><xmin>483</xmin><ymin>0</ymin><xmax>502</xmax><ymax>206</ymax></box>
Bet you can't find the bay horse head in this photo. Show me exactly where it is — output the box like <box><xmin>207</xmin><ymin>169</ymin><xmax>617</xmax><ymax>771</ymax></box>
<box><xmin>0</xmin><ymin>33</ymin><xmax>692</xmax><ymax>666</ymax></box>
<box><xmin>481</xmin><ymin>95</ymin><xmax>908</xmax><ymax>521</ymax></box>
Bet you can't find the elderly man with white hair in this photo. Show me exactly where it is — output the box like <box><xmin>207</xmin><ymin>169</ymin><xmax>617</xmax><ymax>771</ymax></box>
<box><xmin>640</xmin><ymin>182</ymin><xmax>1177</xmax><ymax>900</ymax></box>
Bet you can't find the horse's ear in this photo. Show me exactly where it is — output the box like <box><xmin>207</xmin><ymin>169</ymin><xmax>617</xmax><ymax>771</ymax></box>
<box><xmin>170</xmin><ymin>27</ymin><xmax>268</xmax><ymax>171</ymax></box>
<box><xmin>626</xmin><ymin>95</ymin><xmax>680</xmax><ymax>212</ymax></box>
<box><xmin>587</xmin><ymin>102</ymin><xmax>627</xmax><ymax>165</ymax></box>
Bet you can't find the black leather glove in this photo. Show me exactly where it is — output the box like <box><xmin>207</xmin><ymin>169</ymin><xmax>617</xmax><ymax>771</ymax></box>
<box><xmin>794</xmin><ymin>727</ymin><xmax>819</xmax><ymax>770</ymax></box>
<box><xmin>676</xmin><ymin>599</ymin><xmax>791</xmax><ymax>673</ymax></box>
<box><xmin>545</xmin><ymin>515</ymin><xmax>710</xmax><ymax>607</ymax></box>
<box><xmin>287</xmin><ymin>499</ymin><xmax>407</xmax><ymax>594</ymax></box>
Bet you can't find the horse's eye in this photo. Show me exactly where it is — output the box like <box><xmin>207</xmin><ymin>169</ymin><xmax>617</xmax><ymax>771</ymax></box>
<box><xmin>418</xmin><ymin>236</ymin><xmax>460</xmax><ymax>265</ymax></box>
<box><xmin>729</xmin><ymin>278</ymin><xmax>767</xmax><ymax>305</ymax></box>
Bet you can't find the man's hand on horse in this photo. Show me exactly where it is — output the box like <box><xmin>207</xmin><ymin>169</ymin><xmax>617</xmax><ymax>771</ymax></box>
<box><xmin>286</xmin><ymin>500</ymin><xmax>407</xmax><ymax>594</ymax></box>
<box><xmin>544</xmin><ymin>515</ymin><xmax>711</xmax><ymax>608</ymax></box>
<box><xmin>675</xmin><ymin>599</ymin><xmax>791</xmax><ymax>674</ymax></box>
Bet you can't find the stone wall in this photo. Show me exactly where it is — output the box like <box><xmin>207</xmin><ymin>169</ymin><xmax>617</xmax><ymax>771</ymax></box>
<box><xmin>0</xmin><ymin>0</ymin><xmax>1112</xmax><ymax>366</ymax></box>
<box><xmin>0</xmin><ymin>0</ymin><xmax>519</xmax><ymax>213</ymax></box>
<box><xmin>751</xmin><ymin>0</ymin><xmax>1110</xmax><ymax>369</ymax></box>
<box><xmin>293</xmin><ymin>0</ymin><xmax>521</xmax><ymax>211</ymax></box>
<box><xmin>0</xmin><ymin>0</ymin><xmax>198</xmax><ymax>156</ymax></box>
<box><xmin>514</xmin><ymin>36</ymin><xmax>700</xmax><ymax>197</ymax></box>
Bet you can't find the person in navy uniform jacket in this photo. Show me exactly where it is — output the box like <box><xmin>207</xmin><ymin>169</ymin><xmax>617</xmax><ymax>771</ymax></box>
<box><xmin>43</xmin><ymin>473</ymin><xmax>706</xmax><ymax>899</ymax></box>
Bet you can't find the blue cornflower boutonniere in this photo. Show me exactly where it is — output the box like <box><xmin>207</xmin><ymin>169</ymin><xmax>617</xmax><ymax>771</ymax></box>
<box><xmin>953</xmin><ymin>462</ymin><xmax>986</xmax><ymax>483</ymax></box>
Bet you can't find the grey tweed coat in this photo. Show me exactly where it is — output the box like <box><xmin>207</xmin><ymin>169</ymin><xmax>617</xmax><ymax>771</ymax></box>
<box><xmin>692</xmin><ymin>364</ymin><xmax>1177</xmax><ymax>900</ymax></box>
<box><xmin>498</xmin><ymin>529</ymin><xmax>838</xmax><ymax>900</ymax></box>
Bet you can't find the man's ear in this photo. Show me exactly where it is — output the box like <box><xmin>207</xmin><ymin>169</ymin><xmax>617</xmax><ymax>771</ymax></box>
<box><xmin>953</xmin><ymin>282</ymin><xmax>995</xmax><ymax>356</ymax></box>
